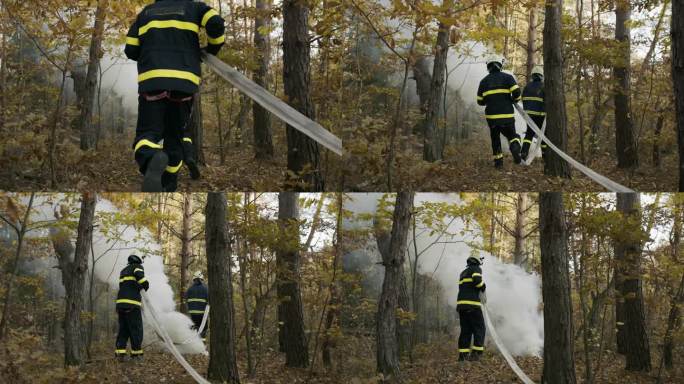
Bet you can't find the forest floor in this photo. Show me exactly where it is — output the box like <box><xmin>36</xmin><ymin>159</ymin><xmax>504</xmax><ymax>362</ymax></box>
<box><xmin>2</xmin><ymin>330</ymin><xmax>682</xmax><ymax>384</ymax></box>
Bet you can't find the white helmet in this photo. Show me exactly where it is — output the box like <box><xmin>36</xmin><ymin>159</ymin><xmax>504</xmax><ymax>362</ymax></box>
<box><xmin>531</xmin><ymin>65</ymin><xmax>544</xmax><ymax>77</ymax></box>
<box><xmin>193</xmin><ymin>271</ymin><xmax>204</xmax><ymax>280</ymax></box>
<box><xmin>486</xmin><ymin>54</ymin><xmax>505</xmax><ymax>69</ymax></box>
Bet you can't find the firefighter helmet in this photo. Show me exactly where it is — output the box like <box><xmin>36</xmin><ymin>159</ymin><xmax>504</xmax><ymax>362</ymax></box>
<box><xmin>193</xmin><ymin>271</ymin><xmax>204</xmax><ymax>280</ymax></box>
<box><xmin>486</xmin><ymin>54</ymin><xmax>505</xmax><ymax>71</ymax></box>
<box><xmin>531</xmin><ymin>65</ymin><xmax>544</xmax><ymax>77</ymax></box>
<box><xmin>467</xmin><ymin>256</ymin><xmax>483</xmax><ymax>266</ymax></box>
<box><xmin>128</xmin><ymin>254</ymin><xmax>143</xmax><ymax>264</ymax></box>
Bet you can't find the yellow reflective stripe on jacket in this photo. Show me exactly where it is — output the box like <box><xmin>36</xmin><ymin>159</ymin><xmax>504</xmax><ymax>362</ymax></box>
<box><xmin>139</xmin><ymin>20</ymin><xmax>199</xmax><ymax>36</ymax></box>
<box><xmin>457</xmin><ymin>300</ymin><xmax>481</xmax><ymax>306</ymax></box>
<box><xmin>523</xmin><ymin>96</ymin><xmax>543</xmax><ymax>102</ymax></box>
<box><xmin>476</xmin><ymin>281</ymin><xmax>485</xmax><ymax>288</ymax></box>
<box><xmin>138</xmin><ymin>69</ymin><xmax>201</xmax><ymax>85</ymax></box>
<box><xmin>526</xmin><ymin>110</ymin><xmax>546</xmax><ymax>116</ymax></box>
<box><xmin>482</xmin><ymin>89</ymin><xmax>510</xmax><ymax>97</ymax></box>
<box><xmin>188</xmin><ymin>310</ymin><xmax>205</xmax><ymax>314</ymax></box>
<box><xmin>208</xmin><ymin>35</ymin><xmax>225</xmax><ymax>45</ymax></box>
<box><xmin>137</xmin><ymin>277</ymin><xmax>147</xmax><ymax>284</ymax></box>
<box><xmin>166</xmin><ymin>161</ymin><xmax>183</xmax><ymax>174</ymax></box>
<box><xmin>119</xmin><ymin>276</ymin><xmax>136</xmax><ymax>283</ymax></box>
<box><xmin>476</xmin><ymin>96</ymin><xmax>483</xmax><ymax>101</ymax></box>
<box><xmin>134</xmin><ymin>139</ymin><xmax>163</xmax><ymax>152</ymax></box>
<box><xmin>509</xmin><ymin>84</ymin><xmax>519</xmax><ymax>92</ymax></box>
<box><xmin>485</xmin><ymin>113</ymin><xmax>515</xmax><ymax>119</ymax></box>
<box><xmin>116</xmin><ymin>299</ymin><xmax>142</xmax><ymax>306</ymax></box>
<box><xmin>187</xmin><ymin>298</ymin><xmax>207</xmax><ymax>303</ymax></box>
<box><xmin>459</xmin><ymin>278</ymin><xmax>473</xmax><ymax>284</ymax></box>
<box><xmin>183</xmin><ymin>137</ymin><xmax>193</xmax><ymax>143</ymax></box>
<box><xmin>472</xmin><ymin>345</ymin><xmax>484</xmax><ymax>351</ymax></box>
<box><xmin>126</xmin><ymin>37</ymin><xmax>140</xmax><ymax>46</ymax></box>
<box><xmin>201</xmin><ymin>9</ymin><xmax>220</xmax><ymax>27</ymax></box>
<box><xmin>134</xmin><ymin>268</ymin><xmax>144</xmax><ymax>273</ymax></box>
<box><xmin>471</xmin><ymin>273</ymin><xmax>482</xmax><ymax>277</ymax></box>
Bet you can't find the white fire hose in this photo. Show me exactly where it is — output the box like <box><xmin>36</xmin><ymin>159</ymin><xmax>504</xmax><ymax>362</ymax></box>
<box><xmin>198</xmin><ymin>305</ymin><xmax>210</xmax><ymax>336</ymax></box>
<box><xmin>141</xmin><ymin>291</ymin><xmax>210</xmax><ymax>384</ymax></box>
<box><xmin>513</xmin><ymin>103</ymin><xmax>634</xmax><ymax>193</ymax></box>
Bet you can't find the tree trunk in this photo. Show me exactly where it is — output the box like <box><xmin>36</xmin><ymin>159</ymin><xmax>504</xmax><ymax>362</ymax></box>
<box><xmin>253</xmin><ymin>0</ymin><xmax>274</xmax><ymax>159</ymax></box>
<box><xmin>205</xmin><ymin>192</ymin><xmax>241</xmax><ymax>383</ymax></box>
<box><xmin>526</xmin><ymin>5</ymin><xmax>537</xmax><ymax>80</ymax></box>
<box><xmin>239</xmin><ymin>194</ymin><xmax>255</xmax><ymax>376</ymax></box>
<box><xmin>322</xmin><ymin>193</ymin><xmax>344</xmax><ymax>366</ymax></box>
<box><xmin>78</xmin><ymin>0</ymin><xmax>107</xmax><ymax>150</ymax></box>
<box><xmin>179</xmin><ymin>194</ymin><xmax>192</xmax><ymax>314</ymax></box>
<box><xmin>56</xmin><ymin>193</ymin><xmax>96</xmax><ymax>367</ymax></box>
<box><xmin>376</xmin><ymin>192</ymin><xmax>414</xmax><ymax>379</ymax></box>
<box><xmin>513</xmin><ymin>193</ymin><xmax>527</xmax><ymax>266</ymax></box>
<box><xmin>277</xmin><ymin>192</ymin><xmax>309</xmax><ymax>367</ymax></box>
<box><xmin>662</xmin><ymin>201</ymin><xmax>682</xmax><ymax>370</ymax></box>
<box><xmin>673</xmin><ymin>0</ymin><xmax>684</xmax><ymax>191</ymax></box>
<box><xmin>615</xmin><ymin>193</ymin><xmax>651</xmax><ymax>371</ymax></box>
<box><xmin>614</xmin><ymin>0</ymin><xmax>638</xmax><ymax>168</ymax></box>
<box><xmin>542</xmin><ymin>0</ymin><xmax>571</xmax><ymax>178</ymax></box>
<box><xmin>652</xmin><ymin>112</ymin><xmax>664</xmax><ymax>167</ymax></box>
<box><xmin>423</xmin><ymin>8</ymin><xmax>451</xmax><ymax>162</ymax></box>
<box><xmin>539</xmin><ymin>192</ymin><xmax>577</xmax><ymax>384</ymax></box>
<box><xmin>0</xmin><ymin>10</ymin><xmax>6</xmax><ymax>131</ymax></box>
<box><xmin>190</xmin><ymin>92</ymin><xmax>205</xmax><ymax>164</ymax></box>
<box><xmin>282</xmin><ymin>0</ymin><xmax>323</xmax><ymax>190</ymax></box>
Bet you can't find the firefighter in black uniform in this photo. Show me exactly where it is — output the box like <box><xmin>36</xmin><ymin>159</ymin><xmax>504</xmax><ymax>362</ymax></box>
<box><xmin>477</xmin><ymin>55</ymin><xmax>523</xmax><ymax>168</ymax></box>
<box><xmin>115</xmin><ymin>254</ymin><xmax>150</xmax><ymax>361</ymax></box>
<box><xmin>124</xmin><ymin>0</ymin><xmax>226</xmax><ymax>192</ymax></box>
<box><xmin>186</xmin><ymin>271</ymin><xmax>209</xmax><ymax>341</ymax></box>
<box><xmin>521</xmin><ymin>66</ymin><xmax>547</xmax><ymax>161</ymax></box>
<box><xmin>456</xmin><ymin>256</ymin><xmax>486</xmax><ymax>361</ymax></box>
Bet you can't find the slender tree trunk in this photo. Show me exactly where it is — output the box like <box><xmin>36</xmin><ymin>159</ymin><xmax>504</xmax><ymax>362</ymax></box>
<box><xmin>179</xmin><ymin>194</ymin><xmax>192</xmax><ymax>314</ymax></box>
<box><xmin>253</xmin><ymin>0</ymin><xmax>274</xmax><ymax>159</ymax></box>
<box><xmin>79</xmin><ymin>0</ymin><xmax>107</xmax><ymax>150</ymax></box>
<box><xmin>277</xmin><ymin>192</ymin><xmax>309</xmax><ymax>367</ymax></box>
<box><xmin>576</xmin><ymin>0</ymin><xmax>586</xmax><ymax>162</ymax></box>
<box><xmin>540</xmin><ymin>192</ymin><xmax>577</xmax><ymax>384</ymax></box>
<box><xmin>282</xmin><ymin>0</ymin><xmax>323</xmax><ymax>190</ymax></box>
<box><xmin>673</xmin><ymin>0</ymin><xmax>684</xmax><ymax>191</ymax></box>
<box><xmin>190</xmin><ymin>92</ymin><xmax>205</xmax><ymax>165</ymax></box>
<box><xmin>543</xmin><ymin>0</ymin><xmax>571</xmax><ymax>178</ymax></box>
<box><xmin>614</xmin><ymin>0</ymin><xmax>638</xmax><ymax>168</ymax></box>
<box><xmin>376</xmin><ymin>192</ymin><xmax>414</xmax><ymax>380</ymax></box>
<box><xmin>615</xmin><ymin>193</ymin><xmax>651</xmax><ymax>371</ymax></box>
<box><xmin>526</xmin><ymin>5</ymin><xmax>537</xmax><ymax>80</ymax></box>
<box><xmin>239</xmin><ymin>193</ymin><xmax>255</xmax><ymax>376</ymax></box>
<box><xmin>321</xmin><ymin>193</ymin><xmax>343</xmax><ymax>366</ymax></box>
<box><xmin>0</xmin><ymin>193</ymin><xmax>35</xmax><ymax>341</ymax></box>
<box><xmin>206</xmin><ymin>192</ymin><xmax>241</xmax><ymax>383</ymax></box>
<box><xmin>652</xmin><ymin>112</ymin><xmax>664</xmax><ymax>167</ymax></box>
<box><xmin>513</xmin><ymin>193</ymin><xmax>527</xmax><ymax>266</ymax></box>
<box><xmin>0</xmin><ymin>8</ymin><xmax>6</xmax><ymax>131</ymax></box>
<box><xmin>661</xmin><ymin>201</ymin><xmax>682</xmax><ymax>370</ymax></box>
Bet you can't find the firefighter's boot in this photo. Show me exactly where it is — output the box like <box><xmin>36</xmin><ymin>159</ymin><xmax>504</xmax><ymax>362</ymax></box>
<box><xmin>521</xmin><ymin>141</ymin><xmax>531</xmax><ymax>161</ymax></box>
<box><xmin>458</xmin><ymin>351</ymin><xmax>470</xmax><ymax>362</ymax></box>
<box><xmin>183</xmin><ymin>139</ymin><xmax>201</xmax><ymax>180</ymax></box>
<box><xmin>510</xmin><ymin>141</ymin><xmax>522</xmax><ymax>164</ymax></box>
<box><xmin>469</xmin><ymin>351</ymin><xmax>482</xmax><ymax>362</ymax></box>
<box><xmin>142</xmin><ymin>151</ymin><xmax>169</xmax><ymax>192</ymax></box>
<box><xmin>494</xmin><ymin>158</ymin><xmax>504</xmax><ymax>169</ymax></box>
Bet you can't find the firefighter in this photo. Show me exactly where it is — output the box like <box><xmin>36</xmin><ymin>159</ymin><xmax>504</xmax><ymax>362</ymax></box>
<box><xmin>521</xmin><ymin>66</ymin><xmax>547</xmax><ymax>161</ymax></box>
<box><xmin>115</xmin><ymin>254</ymin><xmax>150</xmax><ymax>362</ymax></box>
<box><xmin>476</xmin><ymin>55</ymin><xmax>523</xmax><ymax>168</ymax></box>
<box><xmin>456</xmin><ymin>256</ymin><xmax>486</xmax><ymax>362</ymax></box>
<box><xmin>186</xmin><ymin>271</ymin><xmax>209</xmax><ymax>341</ymax></box>
<box><xmin>124</xmin><ymin>0</ymin><xmax>226</xmax><ymax>192</ymax></box>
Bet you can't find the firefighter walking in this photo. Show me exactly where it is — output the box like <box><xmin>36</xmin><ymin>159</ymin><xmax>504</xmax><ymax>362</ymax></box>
<box><xmin>124</xmin><ymin>0</ymin><xmax>226</xmax><ymax>192</ymax></box>
<box><xmin>477</xmin><ymin>55</ymin><xmax>523</xmax><ymax>168</ymax></box>
<box><xmin>186</xmin><ymin>271</ymin><xmax>209</xmax><ymax>341</ymax></box>
<box><xmin>456</xmin><ymin>256</ymin><xmax>487</xmax><ymax>361</ymax></box>
<box><xmin>115</xmin><ymin>255</ymin><xmax>150</xmax><ymax>361</ymax></box>
<box><xmin>521</xmin><ymin>66</ymin><xmax>547</xmax><ymax>161</ymax></box>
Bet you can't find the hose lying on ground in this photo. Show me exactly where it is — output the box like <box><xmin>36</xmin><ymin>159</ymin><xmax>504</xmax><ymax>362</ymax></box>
<box><xmin>141</xmin><ymin>291</ymin><xmax>211</xmax><ymax>384</ymax></box>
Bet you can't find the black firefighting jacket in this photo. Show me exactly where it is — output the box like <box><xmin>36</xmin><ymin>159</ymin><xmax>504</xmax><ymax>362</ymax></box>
<box><xmin>186</xmin><ymin>279</ymin><xmax>209</xmax><ymax>315</ymax></box>
<box><xmin>124</xmin><ymin>0</ymin><xmax>226</xmax><ymax>94</ymax></box>
<box><xmin>522</xmin><ymin>76</ymin><xmax>545</xmax><ymax>119</ymax></box>
<box><xmin>456</xmin><ymin>264</ymin><xmax>486</xmax><ymax>310</ymax></box>
<box><xmin>116</xmin><ymin>262</ymin><xmax>150</xmax><ymax>309</ymax></box>
<box><xmin>476</xmin><ymin>69</ymin><xmax>521</xmax><ymax>127</ymax></box>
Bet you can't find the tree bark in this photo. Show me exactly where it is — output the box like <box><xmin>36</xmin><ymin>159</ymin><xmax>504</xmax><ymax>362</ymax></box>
<box><xmin>614</xmin><ymin>0</ymin><xmax>638</xmax><ymax>168</ymax></box>
<box><xmin>539</xmin><ymin>192</ymin><xmax>577</xmax><ymax>384</ymax></box>
<box><xmin>526</xmin><ymin>4</ymin><xmax>537</xmax><ymax>80</ymax></box>
<box><xmin>513</xmin><ymin>193</ymin><xmax>527</xmax><ymax>266</ymax></box>
<box><xmin>614</xmin><ymin>193</ymin><xmax>651</xmax><ymax>371</ymax></box>
<box><xmin>253</xmin><ymin>0</ymin><xmax>274</xmax><ymax>159</ymax></box>
<box><xmin>205</xmin><ymin>192</ymin><xmax>241</xmax><ymax>383</ymax></box>
<box><xmin>0</xmin><ymin>8</ymin><xmax>6</xmax><ymax>132</ymax></box>
<box><xmin>673</xmin><ymin>0</ymin><xmax>684</xmax><ymax>190</ymax></box>
<box><xmin>190</xmin><ymin>92</ymin><xmax>205</xmax><ymax>165</ymax></box>
<box><xmin>56</xmin><ymin>193</ymin><xmax>96</xmax><ymax>367</ymax></box>
<box><xmin>282</xmin><ymin>0</ymin><xmax>323</xmax><ymax>190</ymax></box>
<box><xmin>542</xmin><ymin>0</ymin><xmax>571</xmax><ymax>178</ymax></box>
<box><xmin>78</xmin><ymin>0</ymin><xmax>107</xmax><ymax>150</ymax></box>
<box><xmin>376</xmin><ymin>192</ymin><xmax>414</xmax><ymax>379</ymax></box>
<box><xmin>277</xmin><ymin>192</ymin><xmax>309</xmax><ymax>367</ymax></box>
<box><xmin>179</xmin><ymin>194</ymin><xmax>192</xmax><ymax>314</ymax></box>
<box><xmin>661</xmin><ymin>201</ymin><xmax>682</xmax><ymax>370</ymax></box>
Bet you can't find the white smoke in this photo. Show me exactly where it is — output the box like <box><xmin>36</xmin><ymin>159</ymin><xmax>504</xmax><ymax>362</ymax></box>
<box><xmin>344</xmin><ymin>193</ymin><xmax>544</xmax><ymax>356</ymax></box>
<box><xmin>25</xmin><ymin>194</ymin><xmax>205</xmax><ymax>355</ymax></box>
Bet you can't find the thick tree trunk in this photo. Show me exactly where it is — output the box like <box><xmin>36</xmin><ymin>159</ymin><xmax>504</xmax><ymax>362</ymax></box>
<box><xmin>423</xmin><ymin>12</ymin><xmax>450</xmax><ymax>162</ymax></box>
<box><xmin>253</xmin><ymin>0</ymin><xmax>274</xmax><ymax>159</ymax></box>
<box><xmin>614</xmin><ymin>0</ymin><xmax>638</xmax><ymax>168</ymax></box>
<box><xmin>673</xmin><ymin>0</ymin><xmax>684</xmax><ymax>191</ymax></box>
<box><xmin>277</xmin><ymin>192</ymin><xmax>309</xmax><ymax>367</ymax></box>
<box><xmin>539</xmin><ymin>192</ymin><xmax>577</xmax><ymax>384</ymax></box>
<box><xmin>57</xmin><ymin>193</ymin><xmax>96</xmax><ymax>367</ymax></box>
<box><xmin>615</xmin><ymin>193</ymin><xmax>651</xmax><ymax>371</ymax></box>
<box><xmin>78</xmin><ymin>0</ymin><xmax>107</xmax><ymax>150</ymax></box>
<box><xmin>542</xmin><ymin>0</ymin><xmax>571</xmax><ymax>178</ymax></box>
<box><xmin>179</xmin><ymin>194</ymin><xmax>192</xmax><ymax>314</ymax></box>
<box><xmin>282</xmin><ymin>0</ymin><xmax>323</xmax><ymax>190</ymax></box>
<box><xmin>376</xmin><ymin>192</ymin><xmax>414</xmax><ymax>379</ymax></box>
<box><xmin>205</xmin><ymin>192</ymin><xmax>241</xmax><ymax>383</ymax></box>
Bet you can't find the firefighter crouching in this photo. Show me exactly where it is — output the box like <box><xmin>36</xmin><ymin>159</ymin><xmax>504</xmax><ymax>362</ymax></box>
<box><xmin>115</xmin><ymin>254</ymin><xmax>150</xmax><ymax>361</ymax></box>
<box><xmin>456</xmin><ymin>256</ymin><xmax>487</xmax><ymax>361</ymax></box>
